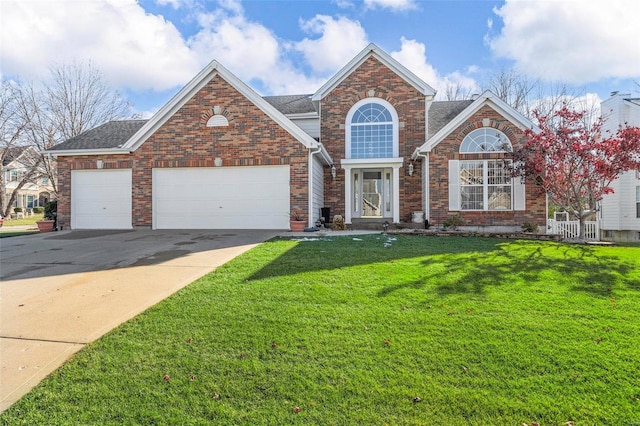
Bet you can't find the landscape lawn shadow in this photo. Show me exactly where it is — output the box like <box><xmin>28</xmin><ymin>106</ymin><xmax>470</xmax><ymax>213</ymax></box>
<box><xmin>247</xmin><ymin>234</ymin><xmax>500</xmax><ymax>282</ymax></box>
<box><xmin>377</xmin><ymin>239</ymin><xmax>640</xmax><ymax>298</ymax></box>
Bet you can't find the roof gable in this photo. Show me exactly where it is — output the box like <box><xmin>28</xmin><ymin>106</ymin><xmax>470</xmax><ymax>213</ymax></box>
<box><xmin>124</xmin><ymin>61</ymin><xmax>319</xmax><ymax>152</ymax></box>
<box><xmin>1</xmin><ymin>146</ymin><xmax>38</xmax><ymax>167</ymax></box>
<box><xmin>311</xmin><ymin>43</ymin><xmax>436</xmax><ymax>102</ymax></box>
<box><xmin>418</xmin><ymin>90</ymin><xmax>538</xmax><ymax>153</ymax></box>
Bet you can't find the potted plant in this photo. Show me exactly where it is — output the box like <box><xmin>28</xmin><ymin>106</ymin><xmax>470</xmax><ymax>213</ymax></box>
<box><xmin>37</xmin><ymin>200</ymin><xmax>57</xmax><ymax>233</ymax></box>
<box><xmin>290</xmin><ymin>211</ymin><xmax>306</xmax><ymax>232</ymax></box>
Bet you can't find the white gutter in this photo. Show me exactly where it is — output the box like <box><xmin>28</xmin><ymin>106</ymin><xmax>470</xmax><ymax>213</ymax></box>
<box><xmin>42</xmin><ymin>149</ymin><xmax>131</xmax><ymax>157</ymax></box>
<box><xmin>286</xmin><ymin>112</ymin><xmax>319</xmax><ymax>120</ymax></box>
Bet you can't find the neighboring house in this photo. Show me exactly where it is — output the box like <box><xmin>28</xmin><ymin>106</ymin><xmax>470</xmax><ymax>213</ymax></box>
<box><xmin>47</xmin><ymin>44</ymin><xmax>546</xmax><ymax>231</ymax></box>
<box><xmin>599</xmin><ymin>92</ymin><xmax>640</xmax><ymax>242</ymax></box>
<box><xmin>2</xmin><ymin>146</ymin><xmax>54</xmax><ymax>212</ymax></box>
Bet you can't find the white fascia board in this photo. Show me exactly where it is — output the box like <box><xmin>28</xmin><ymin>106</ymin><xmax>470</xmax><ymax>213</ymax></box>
<box><xmin>340</xmin><ymin>157</ymin><xmax>404</xmax><ymax>169</ymax></box>
<box><xmin>43</xmin><ymin>148</ymin><xmax>131</xmax><ymax>157</ymax></box>
<box><xmin>124</xmin><ymin>60</ymin><xmax>319</xmax><ymax>152</ymax></box>
<box><xmin>418</xmin><ymin>90</ymin><xmax>539</xmax><ymax>153</ymax></box>
<box><xmin>286</xmin><ymin>112</ymin><xmax>319</xmax><ymax>119</ymax></box>
<box><xmin>311</xmin><ymin>43</ymin><xmax>436</xmax><ymax>102</ymax></box>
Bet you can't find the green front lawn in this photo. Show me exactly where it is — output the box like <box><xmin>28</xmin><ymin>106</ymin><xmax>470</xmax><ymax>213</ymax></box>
<box><xmin>0</xmin><ymin>213</ymin><xmax>44</xmax><ymax>226</ymax></box>
<box><xmin>2</xmin><ymin>235</ymin><xmax>639</xmax><ymax>425</ymax></box>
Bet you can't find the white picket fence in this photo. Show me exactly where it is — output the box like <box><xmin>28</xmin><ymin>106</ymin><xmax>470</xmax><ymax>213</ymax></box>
<box><xmin>547</xmin><ymin>219</ymin><xmax>600</xmax><ymax>241</ymax></box>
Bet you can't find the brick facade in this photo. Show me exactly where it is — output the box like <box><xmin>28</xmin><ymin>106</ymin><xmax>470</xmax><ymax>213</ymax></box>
<box><xmin>428</xmin><ymin>105</ymin><xmax>546</xmax><ymax>228</ymax></box>
<box><xmin>56</xmin><ymin>75</ymin><xmax>309</xmax><ymax>229</ymax></box>
<box><xmin>320</xmin><ymin>56</ymin><xmax>425</xmax><ymax>220</ymax></box>
<box><xmin>56</xmin><ymin>50</ymin><xmax>547</xmax><ymax>231</ymax></box>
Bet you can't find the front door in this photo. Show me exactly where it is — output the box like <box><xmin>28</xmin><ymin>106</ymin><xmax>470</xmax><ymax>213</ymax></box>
<box><xmin>352</xmin><ymin>168</ymin><xmax>392</xmax><ymax>219</ymax></box>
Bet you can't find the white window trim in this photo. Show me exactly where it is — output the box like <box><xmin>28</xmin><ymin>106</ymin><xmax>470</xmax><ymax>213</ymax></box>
<box><xmin>345</xmin><ymin>98</ymin><xmax>399</xmax><ymax>159</ymax></box>
<box><xmin>448</xmin><ymin>159</ymin><xmax>525</xmax><ymax>211</ymax></box>
<box><xmin>460</xmin><ymin>128</ymin><xmax>512</xmax><ymax>154</ymax></box>
<box><xmin>460</xmin><ymin>160</ymin><xmax>512</xmax><ymax>211</ymax></box>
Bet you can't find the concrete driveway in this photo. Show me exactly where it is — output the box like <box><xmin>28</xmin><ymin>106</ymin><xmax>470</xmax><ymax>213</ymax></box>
<box><xmin>0</xmin><ymin>229</ymin><xmax>278</xmax><ymax>412</ymax></box>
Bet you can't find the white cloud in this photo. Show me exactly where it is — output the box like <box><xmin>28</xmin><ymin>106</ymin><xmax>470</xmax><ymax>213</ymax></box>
<box><xmin>190</xmin><ymin>11</ymin><xmax>281</xmax><ymax>78</ymax></box>
<box><xmin>0</xmin><ymin>0</ymin><xmax>199</xmax><ymax>91</ymax></box>
<box><xmin>0</xmin><ymin>0</ymin><xmax>480</xmax><ymax>101</ymax></box>
<box><xmin>295</xmin><ymin>15</ymin><xmax>369</xmax><ymax>74</ymax></box>
<box><xmin>333</xmin><ymin>0</ymin><xmax>355</xmax><ymax>9</ymax></box>
<box><xmin>531</xmin><ymin>92</ymin><xmax>602</xmax><ymax>118</ymax></box>
<box><xmin>489</xmin><ymin>0</ymin><xmax>640</xmax><ymax>83</ymax></box>
<box><xmin>188</xmin><ymin>2</ymin><xmax>323</xmax><ymax>94</ymax></box>
<box><xmin>0</xmin><ymin>0</ymin><xmax>325</xmax><ymax>95</ymax></box>
<box><xmin>391</xmin><ymin>38</ymin><xmax>479</xmax><ymax>99</ymax></box>
<box><xmin>364</xmin><ymin>0</ymin><xmax>417</xmax><ymax>11</ymax></box>
<box><xmin>155</xmin><ymin>0</ymin><xmax>184</xmax><ymax>9</ymax></box>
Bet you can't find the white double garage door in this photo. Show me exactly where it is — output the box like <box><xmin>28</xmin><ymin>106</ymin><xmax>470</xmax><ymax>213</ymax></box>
<box><xmin>71</xmin><ymin>166</ymin><xmax>290</xmax><ymax>230</ymax></box>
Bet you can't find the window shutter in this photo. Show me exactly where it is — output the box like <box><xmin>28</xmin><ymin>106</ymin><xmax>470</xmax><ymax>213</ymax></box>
<box><xmin>448</xmin><ymin>160</ymin><xmax>460</xmax><ymax>211</ymax></box>
<box><xmin>513</xmin><ymin>176</ymin><xmax>526</xmax><ymax>211</ymax></box>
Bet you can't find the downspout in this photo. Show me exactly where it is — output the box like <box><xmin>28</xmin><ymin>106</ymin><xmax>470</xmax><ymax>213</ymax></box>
<box><xmin>309</xmin><ymin>145</ymin><xmax>324</xmax><ymax>228</ymax></box>
<box><xmin>418</xmin><ymin>95</ymin><xmax>434</xmax><ymax>224</ymax></box>
<box><xmin>412</xmin><ymin>148</ymin><xmax>430</xmax><ymax>223</ymax></box>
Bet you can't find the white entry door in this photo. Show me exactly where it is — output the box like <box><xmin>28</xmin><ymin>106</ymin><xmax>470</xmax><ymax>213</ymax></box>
<box><xmin>153</xmin><ymin>166</ymin><xmax>290</xmax><ymax>229</ymax></box>
<box><xmin>352</xmin><ymin>168</ymin><xmax>393</xmax><ymax>219</ymax></box>
<box><xmin>71</xmin><ymin>169</ymin><xmax>132</xmax><ymax>229</ymax></box>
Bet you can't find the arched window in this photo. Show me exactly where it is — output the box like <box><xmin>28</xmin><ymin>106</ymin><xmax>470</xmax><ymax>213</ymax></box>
<box><xmin>460</xmin><ymin>128</ymin><xmax>511</xmax><ymax>153</ymax></box>
<box><xmin>454</xmin><ymin>128</ymin><xmax>515</xmax><ymax>211</ymax></box>
<box><xmin>346</xmin><ymin>99</ymin><xmax>398</xmax><ymax>159</ymax></box>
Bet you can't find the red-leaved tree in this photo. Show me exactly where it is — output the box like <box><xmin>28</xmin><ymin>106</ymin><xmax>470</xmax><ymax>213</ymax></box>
<box><xmin>512</xmin><ymin>106</ymin><xmax>640</xmax><ymax>239</ymax></box>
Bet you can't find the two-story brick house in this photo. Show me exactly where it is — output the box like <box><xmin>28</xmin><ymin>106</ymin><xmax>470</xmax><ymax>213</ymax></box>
<box><xmin>48</xmin><ymin>43</ymin><xmax>546</xmax><ymax>231</ymax></box>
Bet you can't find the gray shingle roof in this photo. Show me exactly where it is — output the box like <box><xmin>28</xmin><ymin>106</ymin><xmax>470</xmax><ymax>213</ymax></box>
<box><xmin>263</xmin><ymin>94</ymin><xmax>316</xmax><ymax>115</ymax></box>
<box><xmin>428</xmin><ymin>100</ymin><xmax>473</xmax><ymax>139</ymax></box>
<box><xmin>50</xmin><ymin>98</ymin><xmax>473</xmax><ymax>151</ymax></box>
<box><xmin>49</xmin><ymin>120</ymin><xmax>148</xmax><ymax>151</ymax></box>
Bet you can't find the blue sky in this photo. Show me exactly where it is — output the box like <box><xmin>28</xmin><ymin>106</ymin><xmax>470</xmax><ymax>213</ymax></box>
<box><xmin>2</xmin><ymin>0</ymin><xmax>639</xmax><ymax>116</ymax></box>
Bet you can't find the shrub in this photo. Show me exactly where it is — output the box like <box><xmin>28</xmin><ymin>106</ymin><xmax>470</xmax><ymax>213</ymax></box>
<box><xmin>290</xmin><ymin>211</ymin><xmax>303</xmax><ymax>221</ymax></box>
<box><xmin>44</xmin><ymin>200</ymin><xmax>57</xmax><ymax>220</ymax></box>
<box><xmin>521</xmin><ymin>222</ymin><xmax>539</xmax><ymax>233</ymax></box>
<box><xmin>13</xmin><ymin>207</ymin><xmax>23</xmax><ymax>213</ymax></box>
<box><xmin>33</xmin><ymin>207</ymin><xmax>44</xmax><ymax>214</ymax></box>
<box><xmin>443</xmin><ymin>214</ymin><xmax>464</xmax><ymax>230</ymax></box>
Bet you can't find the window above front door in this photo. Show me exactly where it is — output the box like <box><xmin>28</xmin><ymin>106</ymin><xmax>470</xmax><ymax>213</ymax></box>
<box><xmin>345</xmin><ymin>98</ymin><xmax>399</xmax><ymax>159</ymax></box>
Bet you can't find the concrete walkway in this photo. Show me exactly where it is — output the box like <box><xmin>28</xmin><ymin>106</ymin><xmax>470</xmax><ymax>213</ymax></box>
<box><xmin>0</xmin><ymin>229</ymin><xmax>278</xmax><ymax>412</ymax></box>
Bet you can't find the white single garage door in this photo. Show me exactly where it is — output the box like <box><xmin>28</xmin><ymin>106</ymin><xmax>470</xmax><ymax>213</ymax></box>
<box><xmin>71</xmin><ymin>169</ymin><xmax>132</xmax><ymax>229</ymax></box>
<box><xmin>153</xmin><ymin>166</ymin><xmax>290</xmax><ymax>229</ymax></box>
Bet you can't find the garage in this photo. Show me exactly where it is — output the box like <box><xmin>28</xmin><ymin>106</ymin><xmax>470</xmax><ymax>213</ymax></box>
<box><xmin>71</xmin><ymin>169</ymin><xmax>132</xmax><ymax>229</ymax></box>
<box><xmin>153</xmin><ymin>166</ymin><xmax>290</xmax><ymax>229</ymax></box>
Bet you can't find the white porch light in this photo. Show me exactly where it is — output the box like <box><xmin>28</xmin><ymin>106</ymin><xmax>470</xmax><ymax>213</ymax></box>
<box><xmin>331</xmin><ymin>165</ymin><xmax>337</xmax><ymax>179</ymax></box>
<box><xmin>408</xmin><ymin>162</ymin><xmax>414</xmax><ymax>176</ymax></box>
